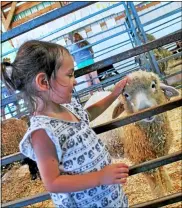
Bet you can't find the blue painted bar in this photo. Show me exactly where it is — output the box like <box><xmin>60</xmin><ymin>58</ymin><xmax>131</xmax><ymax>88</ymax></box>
<box><xmin>2</xmin><ymin>2</ymin><xmax>96</xmax><ymax>42</ymax></box>
<box><xmin>139</xmin><ymin>2</ymin><xmax>172</xmax><ymax>17</ymax></box>
<box><xmin>2</xmin><ymin>192</ymin><xmax>50</xmax><ymax>208</ymax></box>
<box><xmin>2</xmin><ymin>3</ymin><xmax>124</xmax><ymax>57</ymax></box>
<box><xmin>123</xmin><ymin>2</ymin><xmax>151</xmax><ymax>71</ymax></box>
<box><xmin>124</xmin><ymin>22</ymin><xmax>135</xmax><ymax>48</ymax></box>
<box><xmin>74</xmin><ymin>30</ymin><xmax>182</xmax><ymax>77</ymax></box>
<box><xmin>1</xmin><ymin>152</ymin><xmax>26</xmax><ymax>166</ymax></box>
<box><xmin>129</xmin><ymin>2</ymin><xmax>161</xmax><ymax>75</ymax></box>
<box><xmin>145</xmin><ymin>15</ymin><xmax>182</xmax><ymax>33</ymax></box>
<box><xmin>1</xmin><ymin>94</ymin><xmax>17</xmax><ymax>107</ymax></box>
<box><xmin>151</xmin><ymin>21</ymin><xmax>182</xmax><ymax>35</ymax></box>
<box><xmin>2</xmin><ymin>21</ymin><xmax>126</xmax><ymax>58</ymax></box>
<box><xmin>38</xmin><ymin>2</ymin><xmax>123</xmax><ymax>41</ymax></box>
<box><xmin>65</xmin><ymin>22</ymin><xmax>125</xmax><ymax>48</ymax></box>
<box><xmin>2</xmin><ymin>2</ymin><xmax>125</xmax><ymax>43</ymax></box>
<box><xmin>143</xmin><ymin>8</ymin><xmax>181</xmax><ymax>27</ymax></box>
<box><xmin>71</xmin><ymin>28</ymin><xmax>130</xmax><ymax>55</ymax></box>
<box><xmin>94</xmin><ymin>40</ymin><xmax>131</xmax><ymax>60</ymax></box>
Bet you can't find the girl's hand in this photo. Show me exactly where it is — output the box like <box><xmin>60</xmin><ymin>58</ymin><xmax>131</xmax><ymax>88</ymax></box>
<box><xmin>99</xmin><ymin>163</ymin><xmax>129</xmax><ymax>185</ymax></box>
<box><xmin>112</xmin><ymin>77</ymin><xmax>128</xmax><ymax>98</ymax></box>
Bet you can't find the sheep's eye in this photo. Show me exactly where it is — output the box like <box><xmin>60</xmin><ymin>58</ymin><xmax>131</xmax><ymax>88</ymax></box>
<box><xmin>152</xmin><ymin>84</ymin><xmax>156</xmax><ymax>88</ymax></box>
<box><xmin>124</xmin><ymin>93</ymin><xmax>129</xmax><ymax>98</ymax></box>
<box><xmin>151</xmin><ymin>81</ymin><xmax>156</xmax><ymax>89</ymax></box>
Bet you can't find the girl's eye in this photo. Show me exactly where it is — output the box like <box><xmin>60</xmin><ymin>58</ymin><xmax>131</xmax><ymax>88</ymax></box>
<box><xmin>68</xmin><ymin>73</ymin><xmax>74</xmax><ymax>77</ymax></box>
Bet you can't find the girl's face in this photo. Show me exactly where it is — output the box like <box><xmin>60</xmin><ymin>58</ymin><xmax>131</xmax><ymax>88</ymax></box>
<box><xmin>49</xmin><ymin>54</ymin><xmax>77</xmax><ymax>104</ymax></box>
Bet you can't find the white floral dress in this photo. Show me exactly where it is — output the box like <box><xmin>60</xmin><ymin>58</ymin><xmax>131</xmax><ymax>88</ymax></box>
<box><xmin>19</xmin><ymin>98</ymin><xmax>128</xmax><ymax>208</ymax></box>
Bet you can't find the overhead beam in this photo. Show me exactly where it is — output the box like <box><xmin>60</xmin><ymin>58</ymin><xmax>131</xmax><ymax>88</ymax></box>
<box><xmin>2</xmin><ymin>1</ymin><xmax>17</xmax><ymax>30</ymax></box>
<box><xmin>11</xmin><ymin>3</ymin><xmax>59</xmax><ymax>28</ymax></box>
<box><xmin>1</xmin><ymin>1</ymin><xmax>12</xmax><ymax>8</ymax></box>
<box><xmin>2</xmin><ymin>1</ymin><xmax>96</xmax><ymax>42</ymax></box>
<box><xmin>3</xmin><ymin>2</ymin><xmax>41</xmax><ymax>17</ymax></box>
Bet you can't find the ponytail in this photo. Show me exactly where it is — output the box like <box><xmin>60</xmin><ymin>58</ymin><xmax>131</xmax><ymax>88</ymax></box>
<box><xmin>1</xmin><ymin>62</ymin><xmax>15</xmax><ymax>91</ymax></box>
<box><xmin>1</xmin><ymin>62</ymin><xmax>23</xmax><ymax>91</ymax></box>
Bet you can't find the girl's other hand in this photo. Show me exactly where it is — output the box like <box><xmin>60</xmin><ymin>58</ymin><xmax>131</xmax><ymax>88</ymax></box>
<box><xmin>112</xmin><ymin>77</ymin><xmax>128</xmax><ymax>98</ymax></box>
<box><xmin>99</xmin><ymin>163</ymin><xmax>129</xmax><ymax>185</ymax></box>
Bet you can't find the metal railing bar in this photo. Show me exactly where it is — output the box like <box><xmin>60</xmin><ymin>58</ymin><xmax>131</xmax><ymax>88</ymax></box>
<box><xmin>2</xmin><ymin>2</ymin><xmax>98</xmax><ymax>42</ymax></box>
<box><xmin>139</xmin><ymin>2</ymin><xmax>172</xmax><ymax>17</ymax></box>
<box><xmin>2</xmin><ymin>98</ymin><xmax>182</xmax><ymax>166</ymax></box>
<box><xmin>1</xmin><ymin>192</ymin><xmax>50</xmax><ymax>208</ymax></box>
<box><xmin>2</xmin><ymin>152</ymin><xmax>182</xmax><ymax>207</ymax></box>
<box><xmin>74</xmin><ymin>39</ymin><xmax>131</xmax><ymax>69</ymax></box>
<box><xmin>157</xmin><ymin>52</ymin><xmax>182</xmax><ymax>64</ymax></box>
<box><xmin>75</xmin><ymin>61</ymin><xmax>136</xmax><ymax>88</ymax></box>
<box><xmin>161</xmin><ymin>70</ymin><xmax>182</xmax><ymax>80</ymax></box>
<box><xmin>2</xmin><ymin>11</ymin><xmax>125</xmax><ymax>57</ymax></box>
<box><xmin>129</xmin><ymin>151</ymin><xmax>182</xmax><ymax>175</ymax></box>
<box><xmin>143</xmin><ymin>8</ymin><xmax>181</xmax><ymax>27</ymax></box>
<box><xmin>39</xmin><ymin>2</ymin><xmax>123</xmax><ymax>41</ymax></box>
<box><xmin>65</xmin><ymin>22</ymin><xmax>125</xmax><ymax>49</ymax></box>
<box><xmin>150</xmin><ymin>20</ymin><xmax>182</xmax><ymax>36</ymax></box>
<box><xmin>74</xmin><ymin>68</ymin><xmax>137</xmax><ymax>96</ymax></box>
<box><xmin>130</xmin><ymin>192</ymin><xmax>182</xmax><ymax>208</ymax></box>
<box><xmin>71</xmin><ymin>28</ymin><xmax>130</xmax><ymax>55</ymax></box>
<box><xmin>74</xmin><ymin>30</ymin><xmax>182</xmax><ymax>78</ymax></box>
<box><xmin>145</xmin><ymin>15</ymin><xmax>182</xmax><ymax>34</ymax></box>
<box><xmin>1</xmin><ymin>152</ymin><xmax>26</xmax><ymax>166</ymax></box>
<box><xmin>93</xmin><ymin>97</ymin><xmax>182</xmax><ymax>134</ymax></box>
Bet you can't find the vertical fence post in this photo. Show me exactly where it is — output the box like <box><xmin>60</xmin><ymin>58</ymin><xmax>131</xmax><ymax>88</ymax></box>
<box><xmin>123</xmin><ymin>2</ymin><xmax>151</xmax><ymax>71</ymax></box>
<box><xmin>128</xmin><ymin>2</ymin><xmax>162</xmax><ymax>76</ymax></box>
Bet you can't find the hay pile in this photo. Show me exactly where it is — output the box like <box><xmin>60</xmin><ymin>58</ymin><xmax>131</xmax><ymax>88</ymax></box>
<box><xmin>2</xmin><ymin>96</ymin><xmax>181</xmax><ymax>208</ymax></box>
<box><xmin>2</xmin><ymin>118</ymin><xmax>28</xmax><ymax>157</ymax></box>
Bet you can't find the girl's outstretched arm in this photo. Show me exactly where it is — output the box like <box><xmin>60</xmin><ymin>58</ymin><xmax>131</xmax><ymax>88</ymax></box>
<box><xmin>32</xmin><ymin>129</ymin><xmax>129</xmax><ymax>193</ymax></box>
<box><xmin>85</xmin><ymin>77</ymin><xmax>128</xmax><ymax>121</ymax></box>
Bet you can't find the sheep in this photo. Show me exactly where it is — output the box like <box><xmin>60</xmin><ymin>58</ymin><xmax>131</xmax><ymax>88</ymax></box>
<box><xmin>84</xmin><ymin>70</ymin><xmax>179</xmax><ymax>198</ymax></box>
<box><xmin>2</xmin><ymin>117</ymin><xmax>40</xmax><ymax>180</ymax></box>
<box><xmin>111</xmin><ymin>70</ymin><xmax>179</xmax><ymax>197</ymax></box>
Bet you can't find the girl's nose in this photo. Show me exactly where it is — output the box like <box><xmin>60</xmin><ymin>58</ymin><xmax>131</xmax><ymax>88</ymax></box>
<box><xmin>73</xmin><ymin>78</ymin><xmax>77</xmax><ymax>86</ymax></box>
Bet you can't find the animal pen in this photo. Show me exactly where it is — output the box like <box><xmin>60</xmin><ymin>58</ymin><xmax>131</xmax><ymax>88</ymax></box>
<box><xmin>1</xmin><ymin>1</ymin><xmax>182</xmax><ymax>207</ymax></box>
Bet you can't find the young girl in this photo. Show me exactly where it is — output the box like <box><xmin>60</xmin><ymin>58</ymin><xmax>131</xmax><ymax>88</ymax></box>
<box><xmin>1</xmin><ymin>40</ymin><xmax>129</xmax><ymax>208</ymax></box>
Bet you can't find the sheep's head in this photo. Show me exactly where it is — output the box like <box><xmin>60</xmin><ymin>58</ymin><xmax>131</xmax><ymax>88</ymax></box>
<box><xmin>112</xmin><ymin>70</ymin><xmax>179</xmax><ymax>122</ymax></box>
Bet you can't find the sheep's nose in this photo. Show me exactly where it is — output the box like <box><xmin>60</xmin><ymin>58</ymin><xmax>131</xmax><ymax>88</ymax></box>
<box><xmin>138</xmin><ymin>103</ymin><xmax>152</xmax><ymax>111</ymax></box>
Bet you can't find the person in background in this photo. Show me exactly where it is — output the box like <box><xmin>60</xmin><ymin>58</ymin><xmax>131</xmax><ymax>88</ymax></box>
<box><xmin>71</xmin><ymin>32</ymin><xmax>101</xmax><ymax>93</ymax></box>
<box><xmin>1</xmin><ymin>40</ymin><xmax>129</xmax><ymax>208</ymax></box>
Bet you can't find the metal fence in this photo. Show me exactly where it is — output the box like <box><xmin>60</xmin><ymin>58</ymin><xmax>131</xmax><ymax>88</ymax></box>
<box><xmin>2</xmin><ymin>97</ymin><xmax>182</xmax><ymax>207</ymax></box>
<box><xmin>1</xmin><ymin>2</ymin><xmax>182</xmax><ymax>207</ymax></box>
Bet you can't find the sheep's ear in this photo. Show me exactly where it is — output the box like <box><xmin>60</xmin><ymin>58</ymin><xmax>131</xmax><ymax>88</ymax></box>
<box><xmin>112</xmin><ymin>102</ymin><xmax>125</xmax><ymax>119</ymax></box>
<box><xmin>160</xmin><ymin>83</ymin><xmax>179</xmax><ymax>98</ymax></box>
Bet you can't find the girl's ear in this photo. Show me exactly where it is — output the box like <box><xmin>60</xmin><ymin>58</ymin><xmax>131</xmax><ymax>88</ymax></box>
<box><xmin>112</xmin><ymin>102</ymin><xmax>125</xmax><ymax>119</ymax></box>
<box><xmin>35</xmin><ymin>73</ymin><xmax>49</xmax><ymax>91</ymax></box>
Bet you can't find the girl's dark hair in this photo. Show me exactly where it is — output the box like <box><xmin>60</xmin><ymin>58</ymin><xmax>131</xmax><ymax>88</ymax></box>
<box><xmin>1</xmin><ymin>40</ymin><xmax>70</xmax><ymax>113</ymax></box>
